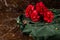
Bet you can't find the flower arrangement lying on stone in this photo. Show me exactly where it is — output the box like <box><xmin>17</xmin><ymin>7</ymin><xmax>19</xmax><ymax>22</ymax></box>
<box><xmin>17</xmin><ymin>1</ymin><xmax>60</xmax><ymax>40</ymax></box>
<box><xmin>25</xmin><ymin>1</ymin><xmax>54</xmax><ymax>23</ymax></box>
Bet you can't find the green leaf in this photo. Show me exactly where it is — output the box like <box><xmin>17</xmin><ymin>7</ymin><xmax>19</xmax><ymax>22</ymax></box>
<box><xmin>22</xmin><ymin>21</ymin><xmax>60</xmax><ymax>37</ymax></box>
<box><xmin>31</xmin><ymin>23</ymin><xmax>60</xmax><ymax>37</ymax></box>
<box><xmin>23</xmin><ymin>24</ymin><xmax>32</xmax><ymax>33</ymax></box>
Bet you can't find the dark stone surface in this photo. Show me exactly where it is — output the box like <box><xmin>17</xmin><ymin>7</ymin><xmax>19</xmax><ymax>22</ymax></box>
<box><xmin>0</xmin><ymin>12</ymin><xmax>33</xmax><ymax>40</ymax></box>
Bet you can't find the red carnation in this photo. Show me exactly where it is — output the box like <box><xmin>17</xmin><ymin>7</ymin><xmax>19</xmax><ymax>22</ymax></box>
<box><xmin>30</xmin><ymin>10</ymin><xmax>40</xmax><ymax>22</ymax></box>
<box><xmin>25</xmin><ymin>1</ymin><xmax>54</xmax><ymax>23</ymax></box>
<box><xmin>25</xmin><ymin>4</ymin><xmax>34</xmax><ymax>18</ymax></box>
<box><xmin>36</xmin><ymin>2</ymin><xmax>45</xmax><ymax>12</ymax></box>
<box><xmin>36</xmin><ymin>1</ymin><xmax>47</xmax><ymax>15</ymax></box>
<box><xmin>44</xmin><ymin>11</ymin><xmax>54</xmax><ymax>23</ymax></box>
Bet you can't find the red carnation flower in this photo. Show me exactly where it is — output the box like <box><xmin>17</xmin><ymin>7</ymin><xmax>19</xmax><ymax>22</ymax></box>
<box><xmin>25</xmin><ymin>4</ymin><xmax>34</xmax><ymax>18</ymax></box>
<box><xmin>36</xmin><ymin>2</ymin><xmax>44</xmax><ymax>12</ymax></box>
<box><xmin>30</xmin><ymin>10</ymin><xmax>40</xmax><ymax>22</ymax></box>
<box><xmin>36</xmin><ymin>1</ymin><xmax>47</xmax><ymax>15</ymax></box>
<box><xmin>44</xmin><ymin>11</ymin><xmax>54</xmax><ymax>23</ymax></box>
<box><xmin>25</xmin><ymin>1</ymin><xmax>54</xmax><ymax>23</ymax></box>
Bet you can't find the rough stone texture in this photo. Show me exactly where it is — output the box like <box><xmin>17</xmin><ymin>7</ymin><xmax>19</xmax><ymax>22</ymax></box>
<box><xmin>0</xmin><ymin>12</ymin><xmax>33</xmax><ymax>40</ymax></box>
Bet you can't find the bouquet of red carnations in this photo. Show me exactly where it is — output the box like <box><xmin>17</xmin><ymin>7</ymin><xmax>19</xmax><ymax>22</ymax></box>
<box><xmin>17</xmin><ymin>1</ymin><xmax>60</xmax><ymax>40</ymax></box>
<box><xmin>25</xmin><ymin>1</ymin><xmax>54</xmax><ymax>23</ymax></box>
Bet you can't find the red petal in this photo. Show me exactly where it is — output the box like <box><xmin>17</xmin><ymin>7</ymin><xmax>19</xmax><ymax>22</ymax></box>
<box><xmin>25</xmin><ymin>4</ymin><xmax>34</xmax><ymax>18</ymax></box>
